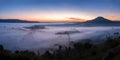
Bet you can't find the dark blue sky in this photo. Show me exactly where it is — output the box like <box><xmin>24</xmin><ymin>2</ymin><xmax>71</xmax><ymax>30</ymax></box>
<box><xmin>0</xmin><ymin>0</ymin><xmax>120</xmax><ymax>22</ymax></box>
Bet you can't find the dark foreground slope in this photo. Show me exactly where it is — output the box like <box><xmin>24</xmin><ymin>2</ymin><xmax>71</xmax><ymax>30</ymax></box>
<box><xmin>0</xmin><ymin>34</ymin><xmax>120</xmax><ymax>60</ymax></box>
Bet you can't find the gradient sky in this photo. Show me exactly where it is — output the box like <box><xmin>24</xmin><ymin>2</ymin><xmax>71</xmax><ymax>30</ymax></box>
<box><xmin>0</xmin><ymin>0</ymin><xmax>120</xmax><ymax>22</ymax></box>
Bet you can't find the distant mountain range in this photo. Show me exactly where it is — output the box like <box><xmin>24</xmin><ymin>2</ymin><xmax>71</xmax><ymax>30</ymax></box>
<box><xmin>72</xmin><ymin>16</ymin><xmax>120</xmax><ymax>26</ymax></box>
<box><xmin>86</xmin><ymin>16</ymin><xmax>120</xmax><ymax>23</ymax></box>
<box><xmin>0</xmin><ymin>19</ymin><xmax>40</xmax><ymax>23</ymax></box>
<box><xmin>0</xmin><ymin>17</ymin><xmax>120</xmax><ymax>26</ymax></box>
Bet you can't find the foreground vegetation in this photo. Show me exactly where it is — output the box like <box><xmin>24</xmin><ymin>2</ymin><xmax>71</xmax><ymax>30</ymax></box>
<box><xmin>0</xmin><ymin>35</ymin><xmax>120</xmax><ymax>60</ymax></box>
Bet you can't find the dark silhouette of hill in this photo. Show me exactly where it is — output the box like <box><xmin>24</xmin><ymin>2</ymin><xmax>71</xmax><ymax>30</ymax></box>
<box><xmin>0</xmin><ymin>19</ymin><xmax>40</xmax><ymax>23</ymax></box>
<box><xmin>86</xmin><ymin>16</ymin><xmax>112</xmax><ymax>23</ymax></box>
<box><xmin>72</xmin><ymin>16</ymin><xmax>120</xmax><ymax>26</ymax></box>
<box><xmin>0</xmin><ymin>17</ymin><xmax>120</xmax><ymax>26</ymax></box>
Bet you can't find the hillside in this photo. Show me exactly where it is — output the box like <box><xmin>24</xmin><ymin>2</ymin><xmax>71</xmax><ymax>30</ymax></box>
<box><xmin>86</xmin><ymin>16</ymin><xmax>112</xmax><ymax>23</ymax></box>
<box><xmin>0</xmin><ymin>19</ymin><xmax>40</xmax><ymax>23</ymax></box>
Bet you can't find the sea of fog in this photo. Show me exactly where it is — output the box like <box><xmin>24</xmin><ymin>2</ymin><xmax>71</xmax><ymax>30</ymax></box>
<box><xmin>0</xmin><ymin>23</ymin><xmax>120</xmax><ymax>52</ymax></box>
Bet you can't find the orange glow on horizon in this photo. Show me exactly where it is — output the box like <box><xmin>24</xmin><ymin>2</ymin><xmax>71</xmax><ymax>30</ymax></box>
<box><xmin>0</xmin><ymin>10</ymin><xmax>97</xmax><ymax>22</ymax></box>
<box><xmin>17</xmin><ymin>17</ymin><xmax>86</xmax><ymax>22</ymax></box>
<box><xmin>1</xmin><ymin>16</ymin><xmax>120</xmax><ymax>22</ymax></box>
<box><xmin>0</xmin><ymin>10</ymin><xmax>120</xmax><ymax>22</ymax></box>
<box><xmin>105</xmin><ymin>16</ymin><xmax>120</xmax><ymax>21</ymax></box>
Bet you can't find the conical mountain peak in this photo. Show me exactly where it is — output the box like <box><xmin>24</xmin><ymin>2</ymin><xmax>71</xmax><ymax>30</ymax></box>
<box><xmin>94</xmin><ymin>16</ymin><xmax>108</xmax><ymax>21</ymax></box>
<box><xmin>86</xmin><ymin>16</ymin><xmax>112</xmax><ymax>23</ymax></box>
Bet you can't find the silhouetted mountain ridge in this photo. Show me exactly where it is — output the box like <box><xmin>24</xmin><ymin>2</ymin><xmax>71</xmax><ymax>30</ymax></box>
<box><xmin>0</xmin><ymin>19</ymin><xmax>40</xmax><ymax>23</ymax></box>
<box><xmin>73</xmin><ymin>16</ymin><xmax>120</xmax><ymax>26</ymax></box>
<box><xmin>86</xmin><ymin>16</ymin><xmax>113</xmax><ymax>23</ymax></box>
<box><xmin>0</xmin><ymin>17</ymin><xmax>120</xmax><ymax>24</ymax></box>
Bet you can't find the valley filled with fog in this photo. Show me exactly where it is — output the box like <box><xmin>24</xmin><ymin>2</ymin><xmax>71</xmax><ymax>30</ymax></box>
<box><xmin>0</xmin><ymin>23</ymin><xmax>120</xmax><ymax>51</ymax></box>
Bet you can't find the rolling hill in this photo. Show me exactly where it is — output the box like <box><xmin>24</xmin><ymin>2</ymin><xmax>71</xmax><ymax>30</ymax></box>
<box><xmin>0</xmin><ymin>19</ymin><xmax>40</xmax><ymax>23</ymax></box>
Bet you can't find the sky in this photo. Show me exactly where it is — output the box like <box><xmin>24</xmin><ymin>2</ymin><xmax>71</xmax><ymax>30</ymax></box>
<box><xmin>0</xmin><ymin>0</ymin><xmax>120</xmax><ymax>22</ymax></box>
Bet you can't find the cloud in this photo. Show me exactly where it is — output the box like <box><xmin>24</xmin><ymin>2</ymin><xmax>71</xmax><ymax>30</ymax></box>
<box><xmin>68</xmin><ymin>17</ymin><xmax>86</xmax><ymax>22</ymax></box>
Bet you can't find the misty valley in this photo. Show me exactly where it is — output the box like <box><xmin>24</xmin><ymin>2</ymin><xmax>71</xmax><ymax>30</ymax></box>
<box><xmin>0</xmin><ymin>23</ymin><xmax>120</xmax><ymax>51</ymax></box>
